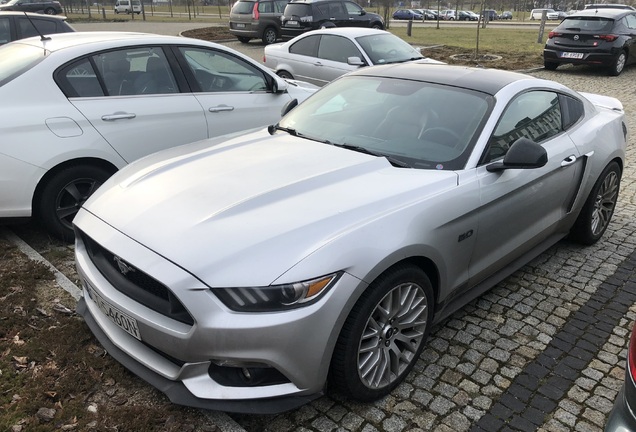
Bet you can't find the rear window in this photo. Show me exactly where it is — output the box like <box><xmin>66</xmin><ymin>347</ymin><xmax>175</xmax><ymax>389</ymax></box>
<box><xmin>284</xmin><ymin>3</ymin><xmax>311</xmax><ymax>16</ymax></box>
<box><xmin>558</xmin><ymin>16</ymin><xmax>614</xmax><ymax>31</ymax></box>
<box><xmin>0</xmin><ymin>43</ymin><xmax>47</xmax><ymax>87</ymax></box>
<box><xmin>231</xmin><ymin>0</ymin><xmax>255</xmax><ymax>14</ymax></box>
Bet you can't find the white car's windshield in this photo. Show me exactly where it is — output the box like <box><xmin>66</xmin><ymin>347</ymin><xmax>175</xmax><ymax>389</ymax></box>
<box><xmin>355</xmin><ymin>33</ymin><xmax>423</xmax><ymax>65</ymax></box>
<box><xmin>279</xmin><ymin>75</ymin><xmax>493</xmax><ymax>170</ymax></box>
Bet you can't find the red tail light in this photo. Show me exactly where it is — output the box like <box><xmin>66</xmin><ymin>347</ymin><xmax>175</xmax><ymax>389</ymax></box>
<box><xmin>548</xmin><ymin>31</ymin><xmax>561</xmax><ymax>39</ymax></box>
<box><xmin>252</xmin><ymin>2</ymin><xmax>259</xmax><ymax>20</ymax></box>
<box><xmin>628</xmin><ymin>323</ymin><xmax>636</xmax><ymax>381</ymax></box>
<box><xmin>596</xmin><ymin>34</ymin><xmax>618</xmax><ymax>42</ymax></box>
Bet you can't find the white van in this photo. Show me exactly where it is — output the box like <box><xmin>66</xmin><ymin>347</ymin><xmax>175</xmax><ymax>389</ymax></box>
<box><xmin>114</xmin><ymin>0</ymin><xmax>141</xmax><ymax>14</ymax></box>
<box><xmin>530</xmin><ymin>8</ymin><xmax>557</xmax><ymax>19</ymax></box>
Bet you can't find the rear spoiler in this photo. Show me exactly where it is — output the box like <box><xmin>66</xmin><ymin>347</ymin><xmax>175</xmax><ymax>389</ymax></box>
<box><xmin>579</xmin><ymin>91</ymin><xmax>624</xmax><ymax>112</ymax></box>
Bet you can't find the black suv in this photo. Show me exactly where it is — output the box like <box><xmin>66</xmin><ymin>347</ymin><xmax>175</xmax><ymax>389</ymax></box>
<box><xmin>229</xmin><ymin>0</ymin><xmax>288</xmax><ymax>44</ymax></box>
<box><xmin>0</xmin><ymin>0</ymin><xmax>63</xmax><ymax>14</ymax></box>
<box><xmin>281</xmin><ymin>0</ymin><xmax>384</xmax><ymax>39</ymax></box>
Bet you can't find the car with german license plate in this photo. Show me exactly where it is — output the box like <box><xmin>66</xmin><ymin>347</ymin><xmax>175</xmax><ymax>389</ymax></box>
<box><xmin>0</xmin><ymin>31</ymin><xmax>316</xmax><ymax>242</ymax></box>
<box><xmin>543</xmin><ymin>8</ymin><xmax>636</xmax><ymax>75</ymax></box>
<box><xmin>75</xmin><ymin>63</ymin><xmax>626</xmax><ymax>414</ymax></box>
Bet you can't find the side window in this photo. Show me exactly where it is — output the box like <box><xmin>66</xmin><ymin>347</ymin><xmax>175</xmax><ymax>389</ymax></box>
<box><xmin>344</xmin><ymin>1</ymin><xmax>362</xmax><ymax>15</ymax></box>
<box><xmin>179</xmin><ymin>47</ymin><xmax>268</xmax><ymax>92</ymax></box>
<box><xmin>0</xmin><ymin>17</ymin><xmax>10</xmax><ymax>45</ymax></box>
<box><xmin>258</xmin><ymin>1</ymin><xmax>273</xmax><ymax>13</ymax></box>
<box><xmin>560</xmin><ymin>94</ymin><xmax>585</xmax><ymax>130</ymax></box>
<box><xmin>318</xmin><ymin>34</ymin><xmax>362</xmax><ymax>63</ymax></box>
<box><xmin>289</xmin><ymin>34</ymin><xmax>320</xmax><ymax>56</ymax></box>
<box><xmin>18</xmin><ymin>17</ymin><xmax>58</xmax><ymax>39</ymax></box>
<box><xmin>625</xmin><ymin>13</ymin><xmax>636</xmax><ymax>29</ymax></box>
<box><xmin>58</xmin><ymin>59</ymin><xmax>104</xmax><ymax>98</ymax></box>
<box><xmin>328</xmin><ymin>1</ymin><xmax>345</xmax><ymax>17</ymax></box>
<box><xmin>484</xmin><ymin>91</ymin><xmax>562</xmax><ymax>163</ymax></box>
<box><xmin>274</xmin><ymin>0</ymin><xmax>287</xmax><ymax>12</ymax></box>
<box><xmin>93</xmin><ymin>47</ymin><xmax>177</xmax><ymax>96</ymax></box>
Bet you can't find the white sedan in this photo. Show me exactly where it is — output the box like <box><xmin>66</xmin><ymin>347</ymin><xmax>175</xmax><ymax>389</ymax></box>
<box><xmin>263</xmin><ymin>27</ymin><xmax>441</xmax><ymax>86</ymax></box>
<box><xmin>0</xmin><ymin>31</ymin><xmax>316</xmax><ymax>241</ymax></box>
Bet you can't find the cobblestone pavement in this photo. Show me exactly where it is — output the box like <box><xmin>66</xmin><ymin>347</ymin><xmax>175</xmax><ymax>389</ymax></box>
<box><xmin>222</xmin><ymin>66</ymin><xmax>636</xmax><ymax>432</ymax></box>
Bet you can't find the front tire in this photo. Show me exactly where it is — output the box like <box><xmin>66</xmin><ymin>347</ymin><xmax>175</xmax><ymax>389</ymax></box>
<box><xmin>570</xmin><ymin>161</ymin><xmax>621</xmax><ymax>245</ymax></box>
<box><xmin>330</xmin><ymin>264</ymin><xmax>433</xmax><ymax>401</ymax></box>
<box><xmin>277</xmin><ymin>70</ymin><xmax>294</xmax><ymax>80</ymax></box>
<box><xmin>609</xmin><ymin>50</ymin><xmax>627</xmax><ymax>76</ymax></box>
<box><xmin>237</xmin><ymin>36</ymin><xmax>251</xmax><ymax>43</ymax></box>
<box><xmin>37</xmin><ymin>165</ymin><xmax>113</xmax><ymax>242</ymax></box>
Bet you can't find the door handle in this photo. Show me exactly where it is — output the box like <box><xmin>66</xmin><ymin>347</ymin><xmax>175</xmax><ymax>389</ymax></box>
<box><xmin>209</xmin><ymin>105</ymin><xmax>235</xmax><ymax>113</ymax></box>
<box><xmin>561</xmin><ymin>155</ymin><xmax>577</xmax><ymax>167</ymax></box>
<box><xmin>101</xmin><ymin>113</ymin><xmax>136</xmax><ymax>121</ymax></box>
<box><xmin>314</xmin><ymin>61</ymin><xmax>324</xmax><ymax>67</ymax></box>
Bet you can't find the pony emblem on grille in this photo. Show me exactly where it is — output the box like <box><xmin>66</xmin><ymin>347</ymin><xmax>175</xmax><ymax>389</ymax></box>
<box><xmin>113</xmin><ymin>255</ymin><xmax>136</xmax><ymax>276</ymax></box>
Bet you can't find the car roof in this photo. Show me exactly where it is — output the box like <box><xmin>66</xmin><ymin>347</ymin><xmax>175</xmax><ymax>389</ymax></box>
<box><xmin>304</xmin><ymin>27</ymin><xmax>388</xmax><ymax>37</ymax></box>
<box><xmin>0</xmin><ymin>11</ymin><xmax>68</xmax><ymax>19</ymax></box>
<box><xmin>12</xmin><ymin>31</ymin><xmax>207</xmax><ymax>52</ymax></box>
<box><xmin>566</xmin><ymin>8</ymin><xmax>634</xmax><ymax>17</ymax></box>
<box><xmin>347</xmin><ymin>63</ymin><xmax>535</xmax><ymax>95</ymax></box>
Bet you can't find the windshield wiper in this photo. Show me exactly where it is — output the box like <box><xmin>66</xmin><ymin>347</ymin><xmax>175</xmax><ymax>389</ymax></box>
<box><xmin>268</xmin><ymin>124</ymin><xmax>297</xmax><ymax>136</ymax></box>
<box><xmin>386</xmin><ymin>56</ymin><xmax>425</xmax><ymax>64</ymax></box>
<box><xmin>333</xmin><ymin>143</ymin><xmax>412</xmax><ymax>168</ymax></box>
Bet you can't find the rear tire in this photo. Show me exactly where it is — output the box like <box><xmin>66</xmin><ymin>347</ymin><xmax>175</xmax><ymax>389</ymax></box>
<box><xmin>609</xmin><ymin>50</ymin><xmax>626</xmax><ymax>76</ymax></box>
<box><xmin>569</xmin><ymin>161</ymin><xmax>621</xmax><ymax>245</ymax></box>
<box><xmin>544</xmin><ymin>61</ymin><xmax>558</xmax><ymax>70</ymax></box>
<box><xmin>330</xmin><ymin>264</ymin><xmax>433</xmax><ymax>401</ymax></box>
<box><xmin>262</xmin><ymin>27</ymin><xmax>277</xmax><ymax>44</ymax></box>
<box><xmin>44</xmin><ymin>7</ymin><xmax>56</xmax><ymax>14</ymax></box>
<box><xmin>37</xmin><ymin>165</ymin><xmax>114</xmax><ymax>242</ymax></box>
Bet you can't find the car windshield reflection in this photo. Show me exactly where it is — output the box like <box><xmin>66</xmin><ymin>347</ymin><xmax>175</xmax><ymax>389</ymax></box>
<box><xmin>279</xmin><ymin>75</ymin><xmax>492</xmax><ymax>170</ymax></box>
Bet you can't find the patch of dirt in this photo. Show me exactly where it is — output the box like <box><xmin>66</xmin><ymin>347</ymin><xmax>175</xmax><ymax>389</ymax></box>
<box><xmin>182</xmin><ymin>26</ymin><xmax>543</xmax><ymax>71</ymax></box>
<box><xmin>0</xmin><ymin>230</ymin><xmax>220</xmax><ymax>432</ymax></box>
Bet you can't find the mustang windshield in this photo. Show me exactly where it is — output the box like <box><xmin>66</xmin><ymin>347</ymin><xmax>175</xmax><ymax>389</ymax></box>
<box><xmin>278</xmin><ymin>75</ymin><xmax>492</xmax><ymax>170</ymax></box>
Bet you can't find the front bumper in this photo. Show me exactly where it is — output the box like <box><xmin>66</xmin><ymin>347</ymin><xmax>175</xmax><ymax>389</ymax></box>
<box><xmin>73</xmin><ymin>208</ymin><xmax>361</xmax><ymax>413</ymax></box>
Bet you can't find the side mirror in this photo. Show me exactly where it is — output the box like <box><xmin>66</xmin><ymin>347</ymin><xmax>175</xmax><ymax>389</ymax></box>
<box><xmin>271</xmin><ymin>75</ymin><xmax>288</xmax><ymax>94</ymax></box>
<box><xmin>281</xmin><ymin>98</ymin><xmax>298</xmax><ymax>117</ymax></box>
<box><xmin>347</xmin><ymin>56</ymin><xmax>365</xmax><ymax>66</ymax></box>
<box><xmin>486</xmin><ymin>138</ymin><xmax>548</xmax><ymax>172</ymax></box>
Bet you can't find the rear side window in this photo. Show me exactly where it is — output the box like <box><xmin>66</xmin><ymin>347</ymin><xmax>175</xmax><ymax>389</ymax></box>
<box><xmin>232</xmin><ymin>0</ymin><xmax>255</xmax><ymax>14</ymax></box>
<box><xmin>0</xmin><ymin>17</ymin><xmax>9</xmax><ymax>45</ymax></box>
<box><xmin>560</xmin><ymin>94</ymin><xmax>585</xmax><ymax>130</ymax></box>
<box><xmin>18</xmin><ymin>17</ymin><xmax>58</xmax><ymax>39</ymax></box>
<box><xmin>258</xmin><ymin>1</ymin><xmax>273</xmax><ymax>13</ymax></box>
<box><xmin>289</xmin><ymin>34</ymin><xmax>320</xmax><ymax>56</ymax></box>
<box><xmin>558</xmin><ymin>16</ymin><xmax>614</xmax><ymax>31</ymax></box>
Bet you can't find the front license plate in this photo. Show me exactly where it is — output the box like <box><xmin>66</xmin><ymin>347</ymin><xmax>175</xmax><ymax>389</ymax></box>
<box><xmin>235</xmin><ymin>23</ymin><xmax>245</xmax><ymax>28</ymax></box>
<box><xmin>87</xmin><ymin>284</ymin><xmax>141</xmax><ymax>340</ymax></box>
<box><xmin>561</xmin><ymin>52</ymin><xmax>584</xmax><ymax>59</ymax></box>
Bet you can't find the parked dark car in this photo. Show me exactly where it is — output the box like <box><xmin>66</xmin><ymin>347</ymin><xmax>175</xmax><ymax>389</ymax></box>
<box><xmin>500</xmin><ymin>10</ymin><xmax>513</xmax><ymax>19</ymax></box>
<box><xmin>281</xmin><ymin>0</ymin><xmax>384</xmax><ymax>39</ymax></box>
<box><xmin>0</xmin><ymin>0</ymin><xmax>62</xmax><ymax>14</ymax></box>
<box><xmin>458</xmin><ymin>10</ymin><xmax>478</xmax><ymax>20</ymax></box>
<box><xmin>229</xmin><ymin>0</ymin><xmax>288</xmax><ymax>44</ymax></box>
<box><xmin>0</xmin><ymin>11</ymin><xmax>72</xmax><ymax>44</ymax></box>
<box><xmin>392</xmin><ymin>9</ymin><xmax>421</xmax><ymax>20</ymax></box>
<box><xmin>606</xmin><ymin>322</ymin><xmax>636</xmax><ymax>431</ymax></box>
<box><xmin>481</xmin><ymin>9</ymin><xmax>498</xmax><ymax>20</ymax></box>
<box><xmin>543</xmin><ymin>8</ymin><xmax>636</xmax><ymax>75</ymax></box>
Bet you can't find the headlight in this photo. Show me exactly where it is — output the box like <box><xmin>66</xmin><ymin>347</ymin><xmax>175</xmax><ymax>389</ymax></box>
<box><xmin>213</xmin><ymin>273</ymin><xmax>341</xmax><ymax>312</ymax></box>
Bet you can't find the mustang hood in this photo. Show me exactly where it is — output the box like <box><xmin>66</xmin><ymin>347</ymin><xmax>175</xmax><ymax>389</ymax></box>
<box><xmin>83</xmin><ymin>131</ymin><xmax>457</xmax><ymax>286</ymax></box>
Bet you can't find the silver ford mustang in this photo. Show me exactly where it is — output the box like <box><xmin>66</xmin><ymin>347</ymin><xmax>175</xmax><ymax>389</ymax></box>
<box><xmin>74</xmin><ymin>64</ymin><xmax>627</xmax><ymax>414</ymax></box>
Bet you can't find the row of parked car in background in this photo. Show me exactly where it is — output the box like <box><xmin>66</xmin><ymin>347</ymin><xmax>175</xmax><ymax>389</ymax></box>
<box><xmin>392</xmin><ymin>8</ymin><xmax>509</xmax><ymax>21</ymax></box>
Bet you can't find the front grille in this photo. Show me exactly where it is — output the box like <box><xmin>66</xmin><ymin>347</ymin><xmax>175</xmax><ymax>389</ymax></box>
<box><xmin>79</xmin><ymin>230</ymin><xmax>194</xmax><ymax>326</ymax></box>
